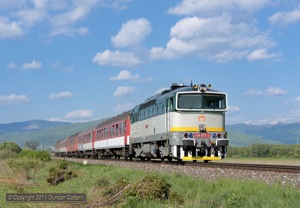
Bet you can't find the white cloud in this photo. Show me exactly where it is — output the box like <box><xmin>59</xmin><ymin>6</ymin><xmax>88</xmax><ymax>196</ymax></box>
<box><xmin>228</xmin><ymin>106</ymin><xmax>240</xmax><ymax>112</ymax></box>
<box><xmin>0</xmin><ymin>0</ymin><xmax>132</xmax><ymax>38</ymax></box>
<box><xmin>21</xmin><ymin>60</ymin><xmax>42</xmax><ymax>70</ymax></box>
<box><xmin>65</xmin><ymin>109</ymin><xmax>94</xmax><ymax>119</ymax></box>
<box><xmin>0</xmin><ymin>0</ymin><xmax>27</xmax><ymax>10</ymax></box>
<box><xmin>7</xmin><ymin>62</ymin><xmax>17</xmax><ymax>69</ymax></box>
<box><xmin>150</xmin><ymin>16</ymin><xmax>275</xmax><ymax>62</ymax></box>
<box><xmin>93</xmin><ymin>50</ymin><xmax>141</xmax><ymax>67</ymax></box>
<box><xmin>0</xmin><ymin>17</ymin><xmax>24</xmax><ymax>39</ymax></box>
<box><xmin>48</xmin><ymin>0</ymin><xmax>97</xmax><ymax>37</ymax></box>
<box><xmin>168</xmin><ymin>0</ymin><xmax>271</xmax><ymax>16</ymax></box>
<box><xmin>295</xmin><ymin>96</ymin><xmax>300</xmax><ymax>102</ymax></box>
<box><xmin>111</xmin><ymin>18</ymin><xmax>151</xmax><ymax>48</ymax></box>
<box><xmin>14</xmin><ymin>7</ymin><xmax>47</xmax><ymax>27</ymax></box>
<box><xmin>49</xmin><ymin>0</ymin><xmax>98</xmax><ymax>27</ymax></box>
<box><xmin>49</xmin><ymin>91</ymin><xmax>73</xmax><ymax>100</ymax></box>
<box><xmin>245</xmin><ymin>89</ymin><xmax>263</xmax><ymax>95</ymax></box>
<box><xmin>245</xmin><ymin>87</ymin><xmax>287</xmax><ymax>96</ymax></box>
<box><xmin>114</xmin><ymin>103</ymin><xmax>135</xmax><ymax>112</ymax></box>
<box><xmin>227</xmin><ymin>105</ymin><xmax>240</xmax><ymax>118</ymax></box>
<box><xmin>266</xmin><ymin>87</ymin><xmax>287</xmax><ymax>96</ymax></box>
<box><xmin>50</xmin><ymin>26</ymin><xmax>88</xmax><ymax>37</ymax></box>
<box><xmin>110</xmin><ymin>70</ymin><xmax>139</xmax><ymax>81</ymax></box>
<box><xmin>269</xmin><ymin>6</ymin><xmax>300</xmax><ymax>26</ymax></box>
<box><xmin>0</xmin><ymin>94</ymin><xmax>30</xmax><ymax>105</ymax></box>
<box><xmin>247</xmin><ymin>49</ymin><xmax>281</xmax><ymax>61</ymax></box>
<box><xmin>113</xmin><ymin>86</ymin><xmax>135</xmax><ymax>97</ymax></box>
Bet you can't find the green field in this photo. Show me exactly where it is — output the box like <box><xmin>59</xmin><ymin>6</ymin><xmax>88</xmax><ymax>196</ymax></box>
<box><xmin>1</xmin><ymin>158</ymin><xmax>300</xmax><ymax>208</ymax></box>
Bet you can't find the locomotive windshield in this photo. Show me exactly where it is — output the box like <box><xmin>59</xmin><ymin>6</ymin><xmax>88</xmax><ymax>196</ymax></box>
<box><xmin>177</xmin><ymin>93</ymin><xmax>226</xmax><ymax>110</ymax></box>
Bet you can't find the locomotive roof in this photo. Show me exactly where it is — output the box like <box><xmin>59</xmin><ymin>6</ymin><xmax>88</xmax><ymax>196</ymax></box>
<box><xmin>96</xmin><ymin>110</ymin><xmax>130</xmax><ymax>129</ymax></box>
<box><xmin>137</xmin><ymin>83</ymin><xmax>222</xmax><ymax>108</ymax></box>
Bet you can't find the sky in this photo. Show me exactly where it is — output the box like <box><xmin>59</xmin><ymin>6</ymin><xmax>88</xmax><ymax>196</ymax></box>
<box><xmin>1</xmin><ymin>0</ymin><xmax>300</xmax><ymax>125</ymax></box>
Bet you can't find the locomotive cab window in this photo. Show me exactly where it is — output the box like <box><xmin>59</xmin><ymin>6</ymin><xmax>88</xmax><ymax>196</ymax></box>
<box><xmin>177</xmin><ymin>93</ymin><xmax>226</xmax><ymax>110</ymax></box>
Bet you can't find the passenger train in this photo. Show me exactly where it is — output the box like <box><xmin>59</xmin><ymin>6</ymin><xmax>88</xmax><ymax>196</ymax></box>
<box><xmin>55</xmin><ymin>83</ymin><xmax>229</xmax><ymax>163</ymax></box>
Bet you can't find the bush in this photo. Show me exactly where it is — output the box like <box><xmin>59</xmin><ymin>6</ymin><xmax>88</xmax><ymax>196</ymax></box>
<box><xmin>17</xmin><ymin>149</ymin><xmax>51</xmax><ymax>161</ymax></box>
<box><xmin>124</xmin><ymin>175</ymin><xmax>171</xmax><ymax>201</ymax></box>
<box><xmin>97</xmin><ymin>175</ymin><xmax>183</xmax><ymax>207</ymax></box>
<box><xmin>7</xmin><ymin>156</ymin><xmax>45</xmax><ymax>179</ymax></box>
<box><xmin>0</xmin><ymin>150</ymin><xmax>17</xmax><ymax>160</ymax></box>
<box><xmin>46</xmin><ymin>160</ymin><xmax>78</xmax><ymax>185</ymax></box>
<box><xmin>0</xmin><ymin>142</ymin><xmax>21</xmax><ymax>153</ymax></box>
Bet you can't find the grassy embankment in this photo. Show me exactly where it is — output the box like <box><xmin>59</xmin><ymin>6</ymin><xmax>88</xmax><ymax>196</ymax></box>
<box><xmin>0</xmin><ymin>158</ymin><xmax>299</xmax><ymax>208</ymax></box>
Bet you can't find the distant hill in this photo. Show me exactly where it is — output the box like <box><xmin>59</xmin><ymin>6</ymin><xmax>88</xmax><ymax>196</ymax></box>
<box><xmin>1</xmin><ymin>119</ymin><xmax>299</xmax><ymax>149</ymax></box>
<box><xmin>227</xmin><ymin>122</ymin><xmax>300</xmax><ymax>145</ymax></box>
<box><xmin>0</xmin><ymin>118</ymin><xmax>108</xmax><ymax>149</ymax></box>
<box><xmin>227</xmin><ymin>131</ymin><xmax>283</xmax><ymax>147</ymax></box>
<box><xmin>0</xmin><ymin>120</ymin><xmax>70</xmax><ymax>135</ymax></box>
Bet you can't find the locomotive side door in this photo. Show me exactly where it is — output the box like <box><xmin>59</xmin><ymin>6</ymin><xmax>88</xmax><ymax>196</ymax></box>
<box><xmin>166</xmin><ymin>97</ymin><xmax>173</xmax><ymax>132</ymax></box>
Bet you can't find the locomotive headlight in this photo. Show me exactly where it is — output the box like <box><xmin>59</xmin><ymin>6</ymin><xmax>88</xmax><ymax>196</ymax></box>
<box><xmin>199</xmin><ymin>84</ymin><xmax>207</xmax><ymax>92</ymax></box>
<box><xmin>193</xmin><ymin>85</ymin><xmax>198</xmax><ymax>91</ymax></box>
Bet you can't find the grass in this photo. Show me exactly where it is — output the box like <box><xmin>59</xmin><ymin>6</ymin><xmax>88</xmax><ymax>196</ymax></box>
<box><xmin>1</xmin><ymin>159</ymin><xmax>299</xmax><ymax>208</ymax></box>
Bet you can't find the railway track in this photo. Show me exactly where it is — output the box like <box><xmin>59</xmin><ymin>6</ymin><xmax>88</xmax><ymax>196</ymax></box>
<box><xmin>185</xmin><ymin>162</ymin><xmax>300</xmax><ymax>173</ymax></box>
<box><xmin>54</xmin><ymin>157</ymin><xmax>300</xmax><ymax>173</ymax></box>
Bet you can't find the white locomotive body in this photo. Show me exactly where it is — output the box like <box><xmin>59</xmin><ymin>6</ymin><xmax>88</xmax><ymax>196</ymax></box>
<box><xmin>130</xmin><ymin>83</ymin><xmax>228</xmax><ymax>162</ymax></box>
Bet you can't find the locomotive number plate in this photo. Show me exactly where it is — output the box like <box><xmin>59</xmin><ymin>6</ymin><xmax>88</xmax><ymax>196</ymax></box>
<box><xmin>193</xmin><ymin>133</ymin><xmax>210</xmax><ymax>138</ymax></box>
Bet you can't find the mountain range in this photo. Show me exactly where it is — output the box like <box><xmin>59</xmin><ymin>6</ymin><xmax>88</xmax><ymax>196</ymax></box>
<box><xmin>0</xmin><ymin>120</ymin><xmax>299</xmax><ymax>149</ymax></box>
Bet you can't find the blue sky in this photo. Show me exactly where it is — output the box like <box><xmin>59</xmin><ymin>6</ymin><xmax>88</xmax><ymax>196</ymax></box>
<box><xmin>1</xmin><ymin>0</ymin><xmax>300</xmax><ymax>125</ymax></box>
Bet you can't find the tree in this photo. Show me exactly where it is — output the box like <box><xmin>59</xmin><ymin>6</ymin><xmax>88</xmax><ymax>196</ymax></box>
<box><xmin>0</xmin><ymin>142</ymin><xmax>21</xmax><ymax>153</ymax></box>
<box><xmin>24</xmin><ymin>140</ymin><xmax>40</xmax><ymax>150</ymax></box>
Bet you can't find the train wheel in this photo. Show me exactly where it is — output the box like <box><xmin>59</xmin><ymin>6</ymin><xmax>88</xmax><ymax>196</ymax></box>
<box><xmin>193</xmin><ymin>160</ymin><xmax>197</xmax><ymax>162</ymax></box>
<box><xmin>204</xmin><ymin>160</ymin><xmax>209</xmax><ymax>163</ymax></box>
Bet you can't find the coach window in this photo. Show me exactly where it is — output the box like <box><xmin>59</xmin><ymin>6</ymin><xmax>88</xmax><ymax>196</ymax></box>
<box><xmin>111</xmin><ymin>125</ymin><xmax>114</xmax><ymax>137</ymax></box>
<box><xmin>121</xmin><ymin>122</ymin><xmax>125</xmax><ymax>135</ymax></box>
<box><xmin>116</xmin><ymin>124</ymin><xmax>119</xmax><ymax>136</ymax></box>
